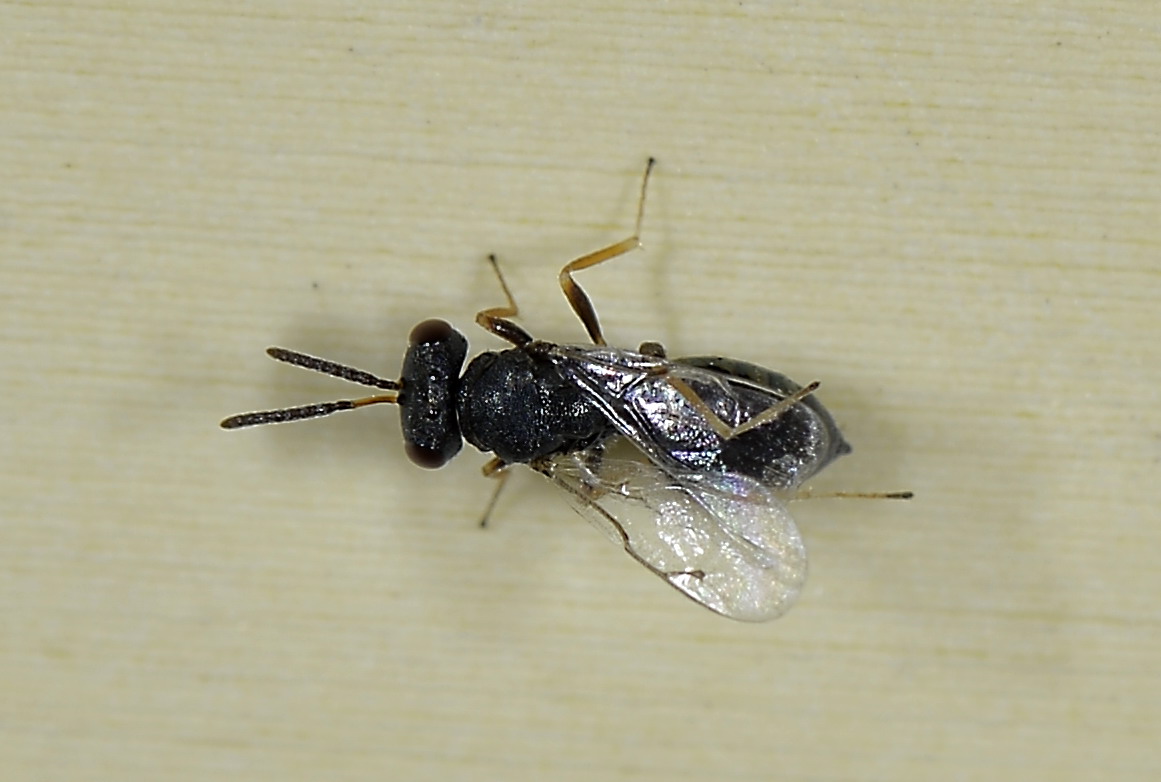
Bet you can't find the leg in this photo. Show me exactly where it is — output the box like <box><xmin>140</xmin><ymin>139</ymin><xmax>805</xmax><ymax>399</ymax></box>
<box><xmin>476</xmin><ymin>254</ymin><xmax>534</xmax><ymax>346</ymax></box>
<box><xmin>666</xmin><ymin>374</ymin><xmax>822</xmax><ymax>441</ymax></box>
<box><xmin>560</xmin><ymin>158</ymin><xmax>656</xmax><ymax>345</ymax></box>
<box><xmin>793</xmin><ymin>488</ymin><xmax>914</xmax><ymax>500</ymax></box>
<box><xmin>478</xmin><ymin>456</ymin><xmax>511</xmax><ymax>528</ymax></box>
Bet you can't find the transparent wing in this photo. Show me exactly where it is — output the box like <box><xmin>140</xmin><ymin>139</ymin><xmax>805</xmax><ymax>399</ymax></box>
<box><xmin>547</xmin><ymin>344</ymin><xmax>836</xmax><ymax>491</ymax></box>
<box><xmin>544</xmin><ymin>453</ymin><xmax>807</xmax><ymax>621</ymax></box>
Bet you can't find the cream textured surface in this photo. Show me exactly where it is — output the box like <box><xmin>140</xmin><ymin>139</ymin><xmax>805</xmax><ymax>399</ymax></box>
<box><xmin>3</xmin><ymin>3</ymin><xmax>1158</xmax><ymax>780</ymax></box>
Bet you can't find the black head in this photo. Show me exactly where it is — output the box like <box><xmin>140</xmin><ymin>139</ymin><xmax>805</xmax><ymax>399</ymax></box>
<box><xmin>397</xmin><ymin>319</ymin><xmax>469</xmax><ymax>468</ymax></box>
<box><xmin>219</xmin><ymin>319</ymin><xmax>469</xmax><ymax>470</ymax></box>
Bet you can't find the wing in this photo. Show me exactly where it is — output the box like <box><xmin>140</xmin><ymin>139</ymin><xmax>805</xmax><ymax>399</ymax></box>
<box><xmin>543</xmin><ymin>453</ymin><xmax>807</xmax><ymax>621</ymax></box>
<box><xmin>547</xmin><ymin>345</ymin><xmax>839</xmax><ymax>490</ymax></box>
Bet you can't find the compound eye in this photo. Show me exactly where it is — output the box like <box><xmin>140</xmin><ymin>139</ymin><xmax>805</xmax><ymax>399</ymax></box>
<box><xmin>409</xmin><ymin>318</ymin><xmax>455</xmax><ymax>346</ymax></box>
<box><xmin>405</xmin><ymin>440</ymin><xmax>456</xmax><ymax>469</ymax></box>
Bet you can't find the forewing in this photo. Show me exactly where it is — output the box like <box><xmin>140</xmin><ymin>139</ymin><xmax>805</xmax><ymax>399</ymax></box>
<box><xmin>548</xmin><ymin>345</ymin><xmax>832</xmax><ymax>490</ymax></box>
<box><xmin>546</xmin><ymin>455</ymin><xmax>807</xmax><ymax>621</ymax></box>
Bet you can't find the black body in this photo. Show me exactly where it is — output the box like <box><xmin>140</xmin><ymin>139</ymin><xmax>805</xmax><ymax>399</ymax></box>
<box><xmin>678</xmin><ymin>356</ymin><xmax>851</xmax><ymax>482</ymax></box>
<box><xmin>456</xmin><ymin>344</ymin><xmax>615</xmax><ymax>464</ymax></box>
<box><xmin>396</xmin><ymin>321</ymin><xmax>848</xmax><ymax>487</ymax></box>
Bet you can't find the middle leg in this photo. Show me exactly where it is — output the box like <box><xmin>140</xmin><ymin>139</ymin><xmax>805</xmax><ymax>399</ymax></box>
<box><xmin>477</xmin><ymin>456</ymin><xmax>511</xmax><ymax>528</ymax></box>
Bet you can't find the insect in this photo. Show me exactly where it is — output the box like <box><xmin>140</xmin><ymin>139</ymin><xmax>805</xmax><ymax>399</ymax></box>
<box><xmin>222</xmin><ymin>159</ymin><xmax>911</xmax><ymax>621</ymax></box>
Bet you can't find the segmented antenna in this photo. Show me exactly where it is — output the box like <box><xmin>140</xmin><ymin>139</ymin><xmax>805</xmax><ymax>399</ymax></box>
<box><xmin>220</xmin><ymin>347</ymin><xmax>400</xmax><ymax>429</ymax></box>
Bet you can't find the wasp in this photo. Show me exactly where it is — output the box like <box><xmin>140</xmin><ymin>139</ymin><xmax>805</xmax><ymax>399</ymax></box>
<box><xmin>222</xmin><ymin>159</ymin><xmax>910</xmax><ymax>621</ymax></box>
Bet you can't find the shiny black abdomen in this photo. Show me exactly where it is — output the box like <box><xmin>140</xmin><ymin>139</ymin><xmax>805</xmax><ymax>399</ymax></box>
<box><xmin>678</xmin><ymin>355</ymin><xmax>852</xmax><ymax>484</ymax></box>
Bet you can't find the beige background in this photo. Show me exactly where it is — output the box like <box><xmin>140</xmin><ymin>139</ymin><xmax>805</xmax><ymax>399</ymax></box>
<box><xmin>3</xmin><ymin>2</ymin><xmax>1158</xmax><ymax>780</ymax></box>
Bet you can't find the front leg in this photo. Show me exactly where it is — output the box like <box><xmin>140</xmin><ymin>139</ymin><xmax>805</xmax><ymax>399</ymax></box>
<box><xmin>475</xmin><ymin>254</ymin><xmax>534</xmax><ymax>347</ymax></box>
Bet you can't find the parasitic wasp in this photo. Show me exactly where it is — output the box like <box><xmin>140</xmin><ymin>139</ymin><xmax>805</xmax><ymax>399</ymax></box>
<box><xmin>222</xmin><ymin>159</ymin><xmax>911</xmax><ymax>621</ymax></box>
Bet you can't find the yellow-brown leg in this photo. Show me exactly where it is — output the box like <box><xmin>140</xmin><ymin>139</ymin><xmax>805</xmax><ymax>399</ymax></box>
<box><xmin>478</xmin><ymin>456</ymin><xmax>511</xmax><ymax>527</ymax></box>
<box><xmin>666</xmin><ymin>375</ymin><xmax>823</xmax><ymax>441</ymax></box>
<box><xmin>476</xmin><ymin>254</ymin><xmax>533</xmax><ymax>346</ymax></box>
<box><xmin>793</xmin><ymin>489</ymin><xmax>914</xmax><ymax>500</ymax></box>
<box><xmin>560</xmin><ymin>158</ymin><xmax>656</xmax><ymax>345</ymax></box>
